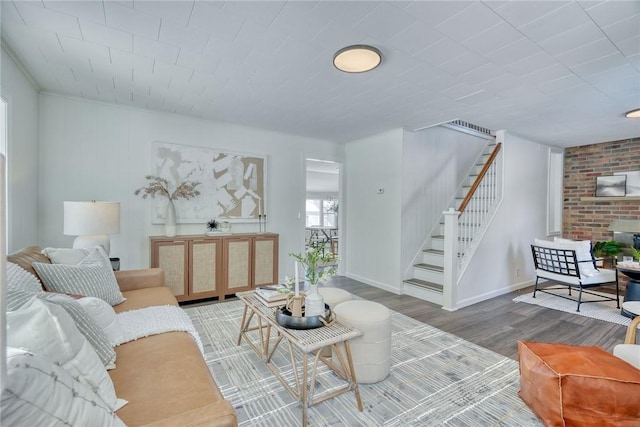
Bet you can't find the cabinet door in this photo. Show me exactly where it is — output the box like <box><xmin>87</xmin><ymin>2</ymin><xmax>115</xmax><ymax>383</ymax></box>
<box><xmin>223</xmin><ymin>236</ymin><xmax>253</xmax><ymax>295</ymax></box>
<box><xmin>189</xmin><ymin>239</ymin><xmax>222</xmax><ymax>299</ymax></box>
<box><xmin>151</xmin><ymin>240</ymin><xmax>188</xmax><ymax>300</ymax></box>
<box><xmin>254</xmin><ymin>235</ymin><xmax>278</xmax><ymax>287</ymax></box>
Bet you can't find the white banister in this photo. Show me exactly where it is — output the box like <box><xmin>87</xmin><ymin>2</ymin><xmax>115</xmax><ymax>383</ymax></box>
<box><xmin>442</xmin><ymin>208</ymin><xmax>459</xmax><ymax>311</ymax></box>
<box><xmin>442</xmin><ymin>141</ymin><xmax>503</xmax><ymax>310</ymax></box>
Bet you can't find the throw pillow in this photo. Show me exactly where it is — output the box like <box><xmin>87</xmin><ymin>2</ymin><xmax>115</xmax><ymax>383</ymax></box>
<box><xmin>6</xmin><ymin>261</ymin><xmax>43</xmax><ymax>293</ymax></box>
<box><xmin>33</xmin><ymin>248</ymin><xmax>125</xmax><ymax>306</ymax></box>
<box><xmin>6</xmin><ymin>290</ymin><xmax>38</xmax><ymax>311</ymax></box>
<box><xmin>77</xmin><ymin>246</ymin><xmax>113</xmax><ymax>271</ymax></box>
<box><xmin>77</xmin><ymin>296</ymin><xmax>125</xmax><ymax>345</ymax></box>
<box><xmin>42</xmin><ymin>247</ymin><xmax>90</xmax><ymax>264</ymax></box>
<box><xmin>38</xmin><ymin>293</ymin><xmax>117</xmax><ymax>369</ymax></box>
<box><xmin>534</xmin><ymin>238</ymin><xmax>598</xmax><ymax>277</ymax></box>
<box><xmin>6</xmin><ymin>290</ymin><xmax>116</xmax><ymax>368</ymax></box>
<box><xmin>6</xmin><ymin>297</ymin><xmax>127</xmax><ymax>411</ymax></box>
<box><xmin>554</xmin><ymin>237</ymin><xmax>596</xmax><ymax>264</ymax></box>
<box><xmin>2</xmin><ymin>347</ymin><xmax>126</xmax><ymax>427</ymax></box>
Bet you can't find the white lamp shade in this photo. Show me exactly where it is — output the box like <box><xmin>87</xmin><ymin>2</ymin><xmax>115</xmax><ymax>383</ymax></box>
<box><xmin>608</xmin><ymin>219</ymin><xmax>640</xmax><ymax>233</ymax></box>
<box><xmin>64</xmin><ymin>201</ymin><xmax>120</xmax><ymax>236</ymax></box>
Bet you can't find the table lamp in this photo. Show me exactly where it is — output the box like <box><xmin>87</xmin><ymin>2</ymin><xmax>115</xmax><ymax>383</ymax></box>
<box><xmin>64</xmin><ymin>201</ymin><xmax>120</xmax><ymax>255</ymax></box>
<box><xmin>608</xmin><ymin>219</ymin><xmax>640</xmax><ymax>250</ymax></box>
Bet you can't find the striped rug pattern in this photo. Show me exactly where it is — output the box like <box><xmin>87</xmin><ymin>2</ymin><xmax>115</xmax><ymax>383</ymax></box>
<box><xmin>513</xmin><ymin>289</ymin><xmax>631</xmax><ymax>327</ymax></box>
<box><xmin>185</xmin><ymin>300</ymin><xmax>540</xmax><ymax>426</ymax></box>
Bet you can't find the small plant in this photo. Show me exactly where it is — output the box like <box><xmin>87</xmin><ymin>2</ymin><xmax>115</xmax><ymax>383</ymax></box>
<box><xmin>206</xmin><ymin>219</ymin><xmax>219</xmax><ymax>231</ymax></box>
<box><xmin>134</xmin><ymin>175</ymin><xmax>201</xmax><ymax>200</ymax></box>
<box><xmin>632</xmin><ymin>247</ymin><xmax>640</xmax><ymax>260</ymax></box>
<box><xmin>592</xmin><ymin>240</ymin><xmax>623</xmax><ymax>258</ymax></box>
<box><xmin>289</xmin><ymin>246</ymin><xmax>337</xmax><ymax>285</ymax></box>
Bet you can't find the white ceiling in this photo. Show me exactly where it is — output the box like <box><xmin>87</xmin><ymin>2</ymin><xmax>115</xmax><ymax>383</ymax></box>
<box><xmin>2</xmin><ymin>1</ymin><xmax>639</xmax><ymax>147</ymax></box>
<box><xmin>306</xmin><ymin>159</ymin><xmax>339</xmax><ymax>193</ymax></box>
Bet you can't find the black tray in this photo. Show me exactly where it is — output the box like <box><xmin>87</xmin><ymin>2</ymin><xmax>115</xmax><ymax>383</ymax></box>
<box><xmin>275</xmin><ymin>304</ymin><xmax>332</xmax><ymax>329</ymax></box>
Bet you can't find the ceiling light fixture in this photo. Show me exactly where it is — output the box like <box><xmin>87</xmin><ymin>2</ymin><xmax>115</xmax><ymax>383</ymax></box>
<box><xmin>625</xmin><ymin>109</ymin><xmax>640</xmax><ymax>118</ymax></box>
<box><xmin>333</xmin><ymin>45</ymin><xmax>382</xmax><ymax>73</ymax></box>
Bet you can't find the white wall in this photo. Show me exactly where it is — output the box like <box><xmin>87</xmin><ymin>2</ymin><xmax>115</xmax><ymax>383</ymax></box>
<box><xmin>401</xmin><ymin>127</ymin><xmax>486</xmax><ymax>275</ymax></box>
<box><xmin>1</xmin><ymin>48</ymin><xmax>39</xmax><ymax>253</ymax></box>
<box><xmin>37</xmin><ymin>94</ymin><xmax>343</xmax><ymax>277</ymax></box>
<box><xmin>344</xmin><ymin>128</ymin><xmax>403</xmax><ymax>293</ymax></box>
<box><xmin>455</xmin><ymin>131</ymin><xmax>550</xmax><ymax>307</ymax></box>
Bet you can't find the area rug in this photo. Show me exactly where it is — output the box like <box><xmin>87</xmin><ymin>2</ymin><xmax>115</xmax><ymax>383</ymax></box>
<box><xmin>185</xmin><ymin>300</ymin><xmax>540</xmax><ymax>426</ymax></box>
<box><xmin>513</xmin><ymin>289</ymin><xmax>631</xmax><ymax>327</ymax></box>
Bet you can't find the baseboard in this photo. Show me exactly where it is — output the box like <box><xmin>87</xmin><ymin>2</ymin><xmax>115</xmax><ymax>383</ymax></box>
<box><xmin>344</xmin><ymin>272</ymin><xmax>402</xmax><ymax>295</ymax></box>
<box><xmin>452</xmin><ymin>279</ymin><xmax>535</xmax><ymax>310</ymax></box>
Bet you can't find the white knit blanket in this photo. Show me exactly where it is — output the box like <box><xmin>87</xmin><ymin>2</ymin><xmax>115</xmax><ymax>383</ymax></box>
<box><xmin>114</xmin><ymin>305</ymin><xmax>204</xmax><ymax>354</ymax></box>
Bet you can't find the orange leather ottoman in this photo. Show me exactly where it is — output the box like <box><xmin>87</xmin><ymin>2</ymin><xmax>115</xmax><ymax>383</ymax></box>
<box><xmin>518</xmin><ymin>341</ymin><xmax>640</xmax><ymax>427</ymax></box>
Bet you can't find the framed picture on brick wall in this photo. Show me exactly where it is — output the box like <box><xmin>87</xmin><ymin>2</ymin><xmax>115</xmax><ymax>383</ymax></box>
<box><xmin>614</xmin><ymin>171</ymin><xmax>640</xmax><ymax>196</ymax></box>
<box><xmin>595</xmin><ymin>175</ymin><xmax>626</xmax><ymax>197</ymax></box>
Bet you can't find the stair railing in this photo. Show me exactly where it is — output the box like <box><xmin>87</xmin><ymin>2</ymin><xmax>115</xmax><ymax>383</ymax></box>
<box><xmin>442</xmin><ymin>142</ymin><xmax>503</xmax><ymax>310</ymax></box>
<box><xmin>458</xmin><ymin>143</ymin><xmax>502</xmax><ymax>216</ymax></box>
<box><xmin>457</xmin><ymin>142</ymin><xmax>502</xmax><ymax>266</ymax></box>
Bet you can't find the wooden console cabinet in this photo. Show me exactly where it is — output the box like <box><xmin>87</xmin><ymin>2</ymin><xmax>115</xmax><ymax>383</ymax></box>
<box><xmin>150</xmin><ymin>233</ymin><xmax>279</xmax><ymax>302</ymax></box>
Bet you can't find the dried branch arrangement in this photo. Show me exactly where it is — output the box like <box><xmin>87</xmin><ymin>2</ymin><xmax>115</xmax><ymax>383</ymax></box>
<box><xmin>134</xmin><ymin>175</ymin><xmax>201</xmax><ymax>200</ymax></box>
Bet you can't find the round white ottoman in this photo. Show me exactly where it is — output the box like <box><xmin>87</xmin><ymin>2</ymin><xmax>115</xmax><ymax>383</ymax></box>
<box><xmin>318</xmin><ymin>287</ymin><xmax>353</xmax><ymax>308</ymax></box>
<box><xmin>318</xmin><ymin>287</ymin><xmax>353</xmax><ymax>357</ymax></box>
<box><xmin>332</xmin><ymin>300</ymin><xmax>391</xmax><ymax>384</ymax></box>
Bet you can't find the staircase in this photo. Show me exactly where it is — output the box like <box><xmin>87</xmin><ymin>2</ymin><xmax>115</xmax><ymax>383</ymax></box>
<box><xmin>404</xmin><ymin>135</ymin><xmax>501</xmax><ymax>306</ymax></box>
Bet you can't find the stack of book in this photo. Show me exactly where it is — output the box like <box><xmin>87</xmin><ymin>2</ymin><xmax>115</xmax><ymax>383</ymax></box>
<box><xmin>255</xmin><ymin>286</ymin><xmax>289</xmax><ymax>307</ymax></box>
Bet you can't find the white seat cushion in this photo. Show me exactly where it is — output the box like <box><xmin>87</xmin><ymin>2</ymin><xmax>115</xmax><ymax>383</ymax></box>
<box><xmin>536</xmin><ymin>268</ymin><xmax>616</xmax><ymax>286</ymax></box>
<box><xmin>613</xmin><ymin>344</ymin><xmax>640</xmax><ymax>369</ymax></box>
<box><xmin>580</xmin><ymin>268</ymin><xmax>616</xmax><ymax>285</ymax></box>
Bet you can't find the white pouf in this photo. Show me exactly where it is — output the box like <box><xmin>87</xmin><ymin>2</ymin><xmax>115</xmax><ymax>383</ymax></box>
<box><xmin>318</xmin><ymin>287</ymin><xmax>353</xmax><ymax>308</ymax></box>
<box><xmin>332</xmin><ymin>300</ymin><xmax>391</xmax><ymax>384</ymax></box>
<box><xmin>317</xmin><ymin>287</ymin><xmax>353</xmax><ymax>357</ymax></box>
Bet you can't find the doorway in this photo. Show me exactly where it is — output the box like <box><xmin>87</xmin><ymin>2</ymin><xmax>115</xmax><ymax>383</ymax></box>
<box><xmin>305</xmin><ymin>159</ymin><xmax>342</xmax><ymax>272</ymax></box>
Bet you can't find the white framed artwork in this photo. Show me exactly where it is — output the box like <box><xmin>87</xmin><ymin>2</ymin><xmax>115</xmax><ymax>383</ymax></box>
<box><xmin>151</xmin><ymin>141</ymin><xmax>266</xmax><ymax>223</ymax></box>
<box><xmin>614</xmin><ymin>171</ymin><xmax>640</xmax><ymax>196</ymax></box>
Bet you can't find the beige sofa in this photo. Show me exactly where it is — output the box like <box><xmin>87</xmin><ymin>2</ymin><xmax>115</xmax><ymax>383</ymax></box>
<box><xmin>8</xmin><ymin>246</ymin><xmax>237</xmax><ymax>427</ymax></box>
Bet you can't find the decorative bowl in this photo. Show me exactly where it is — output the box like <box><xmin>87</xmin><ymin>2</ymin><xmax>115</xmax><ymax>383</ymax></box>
<box><xmin>275</xmin><ymin>304</ymin><xmax>332</xmax><ymax>330</ymax></box>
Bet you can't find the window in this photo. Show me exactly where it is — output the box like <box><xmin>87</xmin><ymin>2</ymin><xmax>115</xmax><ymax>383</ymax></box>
<box><xmin>305</xmin><ymin>198</ymin><xmax>338</xmax><ymax>227</ymax></box>
<box><xmin>547</xmin><ymin>147</ymin><xmax>564</xmax><ymax>236</ymax></box>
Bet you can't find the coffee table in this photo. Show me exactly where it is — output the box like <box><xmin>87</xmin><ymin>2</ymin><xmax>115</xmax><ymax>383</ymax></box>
<box><xmin>236</xmin><ymin>291</ymin><xmax>363</xmax><ymax>426</ymax></box>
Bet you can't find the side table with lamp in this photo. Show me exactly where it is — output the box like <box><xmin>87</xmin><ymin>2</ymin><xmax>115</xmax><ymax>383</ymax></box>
<box><xmin>617</xmin><ymin>264</ymin><xmax>640</xmax><ymax>318</ymax></box>
<box><xmin>608</xmin><ymin>219</ymin><xmax>640</xmax><ymax>318</ymax></box>
<box><xmin>63</xmin><ymin>200</ymin><xmax>120</xmax><ymax>256</ymax></box>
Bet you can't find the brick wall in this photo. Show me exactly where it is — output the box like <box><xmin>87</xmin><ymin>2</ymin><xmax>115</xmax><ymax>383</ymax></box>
<box><xmin>563</xmin><ymin>137</ymin><xmax>640</xmax><ymax>243</ymax></box>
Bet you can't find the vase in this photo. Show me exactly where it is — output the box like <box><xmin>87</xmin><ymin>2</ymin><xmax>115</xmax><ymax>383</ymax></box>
<box><xmin>165</xmin><ymin>199</ymin><xmax>177</xmax><ymax>237</ymax></box>
<box><xmin>305</xmin><ymin>284</ymin><xmax>325</xmax><ymax>317</ymax></box>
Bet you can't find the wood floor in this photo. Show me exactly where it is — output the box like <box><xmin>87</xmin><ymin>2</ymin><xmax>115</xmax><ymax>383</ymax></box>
<box><xmin>324</xmin><ymin>276</ymin><xmax>628</xmax><ymax>361</ymax></box>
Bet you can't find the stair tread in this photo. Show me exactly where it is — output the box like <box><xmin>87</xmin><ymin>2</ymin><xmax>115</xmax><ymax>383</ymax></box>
<box><xmin>404</xmin><ymin>279</ymin><xmax>443</xmax><ymax>292</ymax></box>
<box><xmin>423</xmin><ymin>248</ymin><xmax>444</xmax><ymax>254</ymax></box>
<box><xmin>431</xmin><ymin>235</ymin><xmax>473</xmax><ymax>241</ymax></box>
<box><xmin>414</xmin><ymin>263</ymin><xmax>443</xmax><ymax>272</ymax></box>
